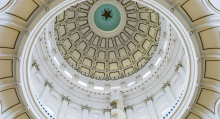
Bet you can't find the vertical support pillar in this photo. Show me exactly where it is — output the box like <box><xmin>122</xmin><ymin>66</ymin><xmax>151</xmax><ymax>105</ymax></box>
<box><xmin>146</xmin><ymin>97</ymin><xmax>158</xmax><ymax>119</ymax></box>
<box><xmin>82</xmin><ymin>105</ymin><xmax>90</xmax><ymax>119</ymax></box>
<box><xmin>73</xmin><ymin>75</ymin><xmax>79</xmax><ymax>82</ymax></box>
<box><xmin>178</xmin><ymin>67</ymin><xmax>185</xmax><ymax>80</ymax></box>
<box><xmin>58</xmin><ymin>97</ymin><xmax>69</xmax><ymax>119</ymax></box>
<box><xmin>40</xmin><ymin>82</ymin><xmax>52</xmax><ymax>104</ymax></box>
<box><xmin>104</xmin><ymin>108</ymin><xmax>111</xmax><ymax>119</ymax></box>
<box><xmin>121</xmin><ymin>82</ymin><xmax>126</xmax><ymax>88</ymax></box>
<box><xmin>30</xmin><ymin>65</ymin><xmax>37</xmax><ymax>76</ymax></box>
<box><xmin>125</xmin><ymin>106</ymin><xmax>133</xmax><ymax>119</ymax></box>
<box><xmin>88</xmin><ymin>82</ymin><xmax>94</xmax><ymax>89</ymax></box>
<box><xmin>136</xmin><ymin>75</ymin><xmax>142</xmax><ymax>83</ymax></box>
<box><xmin>105</xmin><ymin>84</ymin><xmax>110</xmax><ymax>91</ymax></box>
<box><xmin>162</xmin><ymin>83</ymin><xmax>176</xmax><ymax>103</ymax></box>
<box><xmin>0</xmin><ymin>101</ymin><xmax>1</xmax><ymax>117</ymax></box>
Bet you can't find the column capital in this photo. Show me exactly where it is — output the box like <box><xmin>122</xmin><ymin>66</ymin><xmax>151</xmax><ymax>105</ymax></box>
<box><xmin>82</xmin><ymin>105</ymin><xmax>90</xmax><ymax>110</ymax></box>
<box><xmin>175</xmin><ymin>63</ymin><xmax>182</xmax><ymax>71</ymax></box>
<box><xmin>105</xmin><ymin>84</ymin><xmax>110</xmax><ymax>87</ymax></box>
<box><xmin>124</xmin><ymin>105</ymin><xmax>132</xmax><ymax>110</ymax></box>
<box><xmin>145</xmin><ymin>97</ymin><xmax>153</xmax><ymax>102</ymax></box>
<box><xmin>32</xmin><ymin>62</ymin><xmax>39</xmax><ymax>70</ymax></box>
<box><xmin>63</xmin><ymin>96</ymin><xmax>70</xmax><ymax>102</ymax></box>
<box><xmin>103</xmin><ymin>108</ymin><xmax>111</xmax><ymax>112</ymax></box>
<box><xmin>46</xmin><ymin>82</ymin><xmax>53</xmax><ymax>88</ymax></box>
<box><xmin>162</xmin><ymin>83</ymin><xmax>170</xmax><ymax>90</ymax></box>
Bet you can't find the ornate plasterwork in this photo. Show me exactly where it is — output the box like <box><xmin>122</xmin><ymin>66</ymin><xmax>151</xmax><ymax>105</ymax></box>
<box><xmin>15</xmin><ymin>0</ymin><xmax>197</xmax><ymax>118</ymax></box>
<box><xmin>54</xmin><ymin>0</ymin><xmax>161</xmax><ymax>80</ymax></box>
<box><xmin>38</xmin><ymin>23</ymin><xmax>177</xmax><ymax>100</ymax></box>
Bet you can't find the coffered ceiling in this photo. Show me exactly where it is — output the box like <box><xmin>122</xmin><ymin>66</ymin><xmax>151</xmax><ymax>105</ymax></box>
<box><xmin>55</xmin><ymin>0</ymin><xmax>161</xmax><ymax>80</ymax></box>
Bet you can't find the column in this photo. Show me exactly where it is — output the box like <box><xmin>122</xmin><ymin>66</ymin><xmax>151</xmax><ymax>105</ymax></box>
<box><xmin>146</xmin><ymin>97</ymin><xmax>158</xmax><ymax>119</ymax></box>
<box><xmin>58</xmin><ymin>97</ymin><xmax>69</xmax><ymax>119</ymax></box>
<box><xmin>73</xmin><ymin>75</ymin><xmax>79</xmax><ymax>82</ymax></box>
<box><xmin>0</xmin><ymin>101</ymin><xmax>1</xmax><ymax>117</ymax></box>
<box><xmin>88</xmin><ymin>82</ymin><xmax>94</xmax><ymax>89</ymax></box>
<box><xmin>121</xmin><ymin>82</ymin><xmax>126</xmax><ymax>88</ymax></box>
<box><xmin>30</xmin><ymin>64</ymin><xmax>37</xmax><ymax>76</ymax></box>
<box><xmin>162</xmin><ymin>83</ymin><xmax>176</xmax><ymax>103</ymax></box>
<box><xmin>178</xmin><ymin>67</ymin><xmax>185</xmax><ymax>80</ymax></box>
<box><xmin>125</xmin><ymin>106</ymin><xmax>133</xmax><ymax>119</ymax></box>
<box><xmin>82</xmin><ymin>105</ymin><xmax>90</xmax><ymax>119</ymax></box>
<box><xmin>40</xmin><ymin>82</ymin><xmax>52</xmax><ymax>103</ymax></box>
<box><xmin>105</xmin><ymin>84</ymin><xmax>110</xmax><ymax>91</ymax></box>
<box><xmin>104</xmin><ymin>108</ymin><xmax>111</xmax><ymax>119</ymax></box>
<box><xmin>136</xmin><ymin>75</ymin><xmax>142</xmax><ymax>83</ymax></box>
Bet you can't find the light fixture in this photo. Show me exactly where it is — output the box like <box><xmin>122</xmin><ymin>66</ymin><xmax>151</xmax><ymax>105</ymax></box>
<box><xmin>142</xmin><ymin>71</ymin><xmax>151</xmax><ymax>79</ymax></box>
<box><xmin>111</xmin><ymin>86</ymin><xmax>121</xmax><ymax>89</ymax></box>
<box><xmin>94</xmin><ymin>86</ymin><xmax>104</xmax><ymax>90</ymax></box>
<box><xmin>54</xmin><ymin>57</ymin><xmax>60</xmax><ymax>66</ymax></box>
<box><xmin>78</xmin><ymin>81</ymin><xmax>87</xmax><ymax>87</ymax></box>
<box><xmin>64</xmin><ymin>70</ymin><xmax>72</xmax><ymax>78</ymax></box>
<box><xmin>127</xmin><ymin>81</ymin><xmax>137</xmax><ymax>87</ymax></box>
<box><xmin>155</xmin><ymin>57</ymin><xmax>161</xmax><ymax>66</ymax></box>
<box><xmin>48</xmin><ymin>41</ymin><xmax>51</xmax><ymax>50</ymax></box>
<box><xmin>164</xmin><ymin>41</ymin><xmax>167</xmax><ymax>50</ymax></box>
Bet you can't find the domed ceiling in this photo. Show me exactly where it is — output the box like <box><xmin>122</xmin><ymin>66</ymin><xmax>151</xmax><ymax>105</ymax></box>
<box><xmin>54</xmin><ymin>0</ymin><xmax>161</xmax><ymax>80</ymax></box>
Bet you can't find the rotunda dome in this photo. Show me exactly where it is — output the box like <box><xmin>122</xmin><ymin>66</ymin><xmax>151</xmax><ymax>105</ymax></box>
<box><xmin>54</xmin><ymin>0</ymin><xmax>161</xmax><ymax>80</ymax></box>
<box><xmin>3</xmin><ymin>0</ymin><xmax>220</xmax><ymax>119</ymax></box>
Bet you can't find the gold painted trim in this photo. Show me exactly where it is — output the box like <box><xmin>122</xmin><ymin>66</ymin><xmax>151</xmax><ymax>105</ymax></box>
<box><xmin>196</xmin><ymin>88</ymin><xmax>220</xmax><ymax>114</ymax></box>
<box><xmin>0</xmin><ymin>88</ymin><xmax>20</xmax><ymax>114</ymax></box>
<box><xmin>0</xmin><ymin>59</ymin><xmax>13</xmax><ymax>80</ymax></box>
<box><xmin>181</xmin><ymin>0</ymin><xmax>214</xmax><ymax>22</ymax></box>
<box><xmin>5</xmin><ymin>0</ymin><xmax>39</xmax><ymax>21</ymax></box>
<box><xmin>0</xmin><ymin>25</ymin><xmax>20</xmax><ymax>49</ymax></box>
<box><xmin>198</xmin><ymin>26</ymin><xmax>220</xmax><ymax>50</ymax></box>
<box><xmin>186</xmin><ymin>112</ymin><xmax>202</xmax><ymax>119</ymax></box>
<box><xmin>14</xmin><ymin>112</ymin><xmax>31</xmax><ymax>119</ymax></box>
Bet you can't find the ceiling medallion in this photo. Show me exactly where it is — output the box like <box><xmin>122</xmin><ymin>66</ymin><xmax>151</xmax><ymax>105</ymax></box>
<box><xmin>94</xmin><ymin>4</ymin><xmax>120</xmax><ymax>31</ymax></box>
<box><xmin>89</xmin><ymin>0</ymin><xmax>126</xmax><ymax>37</ymax></box>
<box><xmin>54</xmin><ymin>0</ymin><xmax>162</xmax><ymax>80</ymax></box>
<box><xmin>101</xmin><ymin>8</ymin><xmax>113</xmax><ymax>21</ymax></box>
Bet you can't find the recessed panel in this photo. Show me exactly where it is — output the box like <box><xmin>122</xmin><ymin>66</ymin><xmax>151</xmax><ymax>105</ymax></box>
<box><xmin>119</xmin><ymin>48</ymin><xmax>127</xmax><ymax>57</ymax></box>
<box><xmin>83</xmin><ymin>58</ymin><xmax>92</xmax><ymax>67</ymax></box>
<box><xmin>122</xmin><ymin>58</ymin><xmax>131</xmax><ymax>67</ymax></box>
<box><xmin>110</xmin><ymin>63</ymin><xmax>118</xmax><ymax>70</ymax></box>
<box><xmin>96</xmin><ymin>63</ymin><xmax>105</xmax><ymax>70</ymax></box>
<box><xmin>70</xmin><ymin>33</ymin><xmax>80</xmax><ymax>42</ymax></box>
<box><xmin>72</xmin><ymin>50</ymin><xmax>81</xmax><ymax>60</ymax></box>
<box><xmin>98</xmin><ymin>51</ymin><xmax>105</xmax><ymax>59</ymax></box>
<box><xmin>79</xmin><ymin>41</ymin><xmax>87</xmax><ymax>51</ymax></box>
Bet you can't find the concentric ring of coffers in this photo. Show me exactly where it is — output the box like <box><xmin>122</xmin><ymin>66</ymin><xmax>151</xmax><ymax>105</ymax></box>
<box><xmin>54</xmin><ymin>0</ymin><xmax>162</xmax><ymax>80</ymax></box>
<box><xmin>22</xmin><ymin>0</ymin><xmax>194</xmax><ymax>118</ymax></box>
